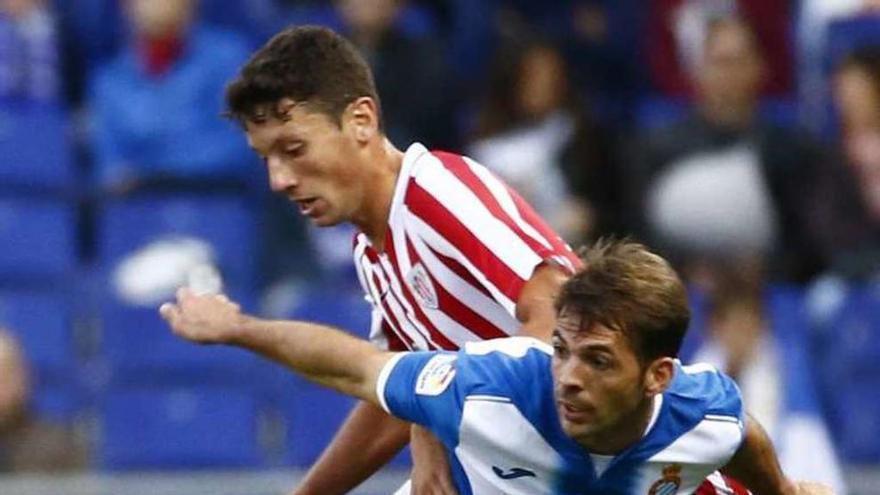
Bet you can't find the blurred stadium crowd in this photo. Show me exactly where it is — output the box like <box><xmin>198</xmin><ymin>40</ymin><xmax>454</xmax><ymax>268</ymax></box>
<box><xmin>1</xmin><ymin>0</ymin><xmax>879</xmax><ymax>492</ymax></box>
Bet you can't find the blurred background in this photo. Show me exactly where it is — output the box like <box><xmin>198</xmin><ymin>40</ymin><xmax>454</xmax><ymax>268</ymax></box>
<box><xmin>0</xmin><ymin>0</ymin><xmax>879</xmax><ymax>493</ymax></box>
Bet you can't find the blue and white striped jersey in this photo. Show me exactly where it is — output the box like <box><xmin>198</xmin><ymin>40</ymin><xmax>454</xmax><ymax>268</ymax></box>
<box><xmin>376</xmin><ymin>337</ymin><xmax>745</xmax><ymax>495</ymax></box>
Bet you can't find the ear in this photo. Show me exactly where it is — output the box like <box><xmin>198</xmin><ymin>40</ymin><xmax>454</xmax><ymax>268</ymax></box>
<box><xmin>346</xmin><ymin>96</ymin><xmax>380</xmax><ymax>143</ymax></box>
<box><xmin>643</xmin><ymin>357</ymin><xmax>675</xmax><ymax>398</ymax></box>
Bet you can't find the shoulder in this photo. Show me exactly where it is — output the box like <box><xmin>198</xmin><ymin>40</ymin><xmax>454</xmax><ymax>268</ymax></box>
<box><xmin>670</xmin><ymin>362</ymin><xmax>742</xmax><ymax>417</ymax></box>
<box><xmin>645</xmin><ymin>362</ymin><xmax>744</xmax><ymax>466</ymax></box>
<box><xmin>404</xmin><ymin>147</ymin><xmax>490</xmax><ymax>190</ymax></box>
<box><xmin>456</xmin><ymin>337</ymin><xmax>553</xmax><ymax>390</ymax></box>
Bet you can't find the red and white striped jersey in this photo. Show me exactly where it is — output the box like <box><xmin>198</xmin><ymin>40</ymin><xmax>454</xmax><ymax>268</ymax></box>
<box><xmin>697</xmin><ymin>472</ymin><xmax>752</xmax><ymax>495</ymax></box>
<box><xmin>353</xmin><ymin>143</ymin><xmax>581</xmax><ymax>351</ymax></box>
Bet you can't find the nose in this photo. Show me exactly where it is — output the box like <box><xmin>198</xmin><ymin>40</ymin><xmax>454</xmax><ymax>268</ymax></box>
<box><xmin>555</xmin><ymin>358</ymin><xmax>584</xmax><ymax>393</ymax></box>
<box><xmin>267</xmin><ymin>156</ymin><xmax>297</xmax><ymax>193</ymax></box>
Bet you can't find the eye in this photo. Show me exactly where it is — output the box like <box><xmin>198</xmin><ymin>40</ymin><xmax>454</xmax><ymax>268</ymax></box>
<box><xmin>551</xmin><ymin>338</ymin><xmax>568</xmax><ymax>358</ymax></box>
<box><xmin>588</xmin><ymin>355</ymin><xmax>612</xmax><ymax>370</ymax></box>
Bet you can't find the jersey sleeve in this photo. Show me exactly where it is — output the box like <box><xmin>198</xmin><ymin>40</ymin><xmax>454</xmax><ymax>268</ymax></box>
<box><xmin>403</xmin><ymin>151</ymin><xmax>581</xmax><ymax>315</ymax></box>
<box><xmin>375</xmin><ymin>351</ymin><xmax>469</xmax><ymax>442</ymax></box>
<box><xmin>375</xmin><ymin>338</ymin><xmax>553</xmax><ymax>442</ymax></box>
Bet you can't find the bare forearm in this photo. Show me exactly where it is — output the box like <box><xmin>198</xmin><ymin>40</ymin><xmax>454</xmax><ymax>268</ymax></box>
<box><xmin>294</xmin><ymin>401</ymin><xmax>411</xmax><ymax>495</ymax></box>
<box><xmin>232</xmin><ymin>316</ymin><xmax>391</xmax><ymax>403</ymax></box>
<box><xmin>721</xmin><ymin>414</ymin><xmax>795</xmax><ymax>495</ymax></box>
<box><xmin>516</xmin><ymin>264</ymin><xmax>569</xmax><ymax>342</ymax></box>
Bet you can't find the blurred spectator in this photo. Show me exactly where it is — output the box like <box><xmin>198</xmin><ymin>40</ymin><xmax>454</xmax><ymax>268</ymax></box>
<box><xmin>796</xmin><ymin>0</ymin><xmax>869</xmax><ymax>130</ymax></box>
<box><xmin>630</xmin><ymin>17</ymin><xmax>830</xmax><ymax>283</ymax></box>
<box><xmin>497</xmin><ymin>0</ymin><xmax>647</xmax><ymax>126</ymax></box>
<box><xmin>334</xmin><ymin>0</ymin><xmax>457</xmax><ymax>149</ymax></box>
<box><xmin>0</xmin><ymin>0</ymin><xmax>63</xmax><ymax>103</ymax></box>
<box><xmin>467</xmin><ymin>39</ymin><xmax>625</xmax><ymax>244</ymax></box>
<box><xmin>0</xmin><ymin>330</ymin><xmax>86</xmax><ymax>472</ymax></box>
<box><xmin>690</xmin><ymin>262</ymin><xmax>847</xmax><ymax>493</ymax></box>
<box><xmin>646</xmin><ymin>0</ymin><xmax>793</xmax><ymax>97</ymax></box>
<box><xmin>813</xmin><ymin>46</ymin><xmax>880</xmax><ymax>279</ymax></box>
<box><xmin>87</xmin><ymin>0</ymin><xmax>254</xmax><ymax>192</ymax></box>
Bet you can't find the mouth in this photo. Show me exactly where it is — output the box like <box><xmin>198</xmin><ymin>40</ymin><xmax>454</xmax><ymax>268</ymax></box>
<box><xmin>294</xmin><ymin>197</ymin><xmax>319</xmax><ymax>216</ymax></box>
<box><xmin>558</xmin><ymin>400</ymin><xmax>592</xmax><ymax>424</ymax></box>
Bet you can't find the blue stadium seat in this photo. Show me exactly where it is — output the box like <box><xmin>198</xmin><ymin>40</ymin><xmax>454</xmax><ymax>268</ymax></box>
<box><xmin>97</xmin><ymin>194</ymin><xmax>260</xmax><ymax>289</ymax></box>
<box><xmin>0</xmin><ymin>290</ymin><xmax>74</xmax><ymax>375</ymax></box>
<box><xmin>100</xmin><ymin>286</ymin><xmax>263</xmax><ymax>387</ymax></box>
<box><xmin>0</xmin><ymin>289</ymin><xmax>81</xmax><ymax>421</ymax></box>
<box><xmin>280</xmin><ymin>285</ymin><xmax>409</xmax><ymax>467</ymax></box>
<box><xmin>813</xmin><ymin>285</ymin><xmax>880</xmax><ymax>463</ymax></box>
<box><xmin>99</xmin><ymin>386</ymin><xmax>264</xmax><ymax>469</ymax></box>
<box><xmin>0</xmin><ymin>198</ymin><xmax>77</xmax><ymax>281</ymax></box>
<box><xmin>0</xmin><ymin>102</ymin><xmax>75</xmax><ymax>191</ymax></box>
<box><xmin>280</xmin><ymin>374</ymin><xmax>412</xmax><ymax>469</ymax></box>
<box><xmin>283</xmin><ymin>375</ymin><xmax>356</xmax><ymax>467</ymax></box>
<box><xmin>286</xmin><ymin>285</ymin><xmax>372</xmax><ymax>339</ymax></box>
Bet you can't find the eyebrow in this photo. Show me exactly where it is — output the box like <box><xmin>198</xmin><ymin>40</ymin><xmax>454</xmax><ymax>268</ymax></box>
<box><xmin>552</xmin><ymin>330</ymin><xmax>614</xmax><ymax>354</ymax></box>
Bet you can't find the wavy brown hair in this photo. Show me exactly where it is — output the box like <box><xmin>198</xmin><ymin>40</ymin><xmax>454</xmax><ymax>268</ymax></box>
<box><xmin>555</xmin><ymin>238</ymin><xmax>690</xmax><ymax>364</ymax></box>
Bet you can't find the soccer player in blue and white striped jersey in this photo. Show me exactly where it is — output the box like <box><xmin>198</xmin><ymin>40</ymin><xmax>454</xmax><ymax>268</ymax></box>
<box><xmin>161</xmin><ymin>239</ymin><xmax>832</xmax><ymax>495</ymax></box>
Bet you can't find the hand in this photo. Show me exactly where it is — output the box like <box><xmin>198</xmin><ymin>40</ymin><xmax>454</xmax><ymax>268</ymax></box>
<box><xmin>409</xmin><ymin>425</ymin><xmax>458</xmax><ymax>495</ymax></box>
<box><xmin>792</xmin><ymin>481</ymin><xmax>835</xmax><ymax>495</ymax></box>
<box><xmin>159</xmin><ymin>287</ymin><xmax>247</xmax><ymax>345</ymax></box>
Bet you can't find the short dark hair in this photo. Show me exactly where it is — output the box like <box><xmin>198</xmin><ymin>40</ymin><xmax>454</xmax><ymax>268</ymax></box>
<box><xmin>555</xmin><ymin>239</ymin><xmax>690</xmax><ymax>364</ymax></box>
<box><xmin>224</xmin><ymin>25</ymin><xmax>381</xmax><ymax>127</ymax></box>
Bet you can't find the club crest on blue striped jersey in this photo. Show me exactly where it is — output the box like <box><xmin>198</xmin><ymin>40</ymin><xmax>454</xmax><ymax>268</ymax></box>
<box><xmin>415</xmin><ymin>354</ymin><xmax>457</xmax><ymax>396</ymax></box>
<box><xmin>648</xmin><ymin>464</ymin><xmax>682</xmax><ymax>495</ymax></box>
<box><xmin>406</xmin><ymin>262</ymin><xmax>439</xmax><ymax>309</ymax></box>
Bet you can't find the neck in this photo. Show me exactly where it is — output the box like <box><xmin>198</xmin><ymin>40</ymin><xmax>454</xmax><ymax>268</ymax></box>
<box><xmin>351</xmin><ymin>138</ymin><xmax>404</xmax><ymax>250</ymax></box>
<box><xmin>580</xmin><ymin>395</ymin><xmax>657</xmax><ymax>455</ymax></box>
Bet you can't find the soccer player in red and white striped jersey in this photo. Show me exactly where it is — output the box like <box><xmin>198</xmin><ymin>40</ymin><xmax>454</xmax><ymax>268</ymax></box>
<box><xmin>218</xmin><ymin>25</ymin><xmax>748</xmax><ymax>495</ymax></box>
<box><xmin>223</xmin><ymin>26</ymin><xmax>576</xmax><ymax>495</ymax></box>
<box><xmin>353</xmin><ymin>143</ymin><xmax>579</xmax><ymax>354</ymax></box>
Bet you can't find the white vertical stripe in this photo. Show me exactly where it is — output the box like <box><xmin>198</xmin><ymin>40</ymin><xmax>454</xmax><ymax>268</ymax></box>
<box><xmin>377</xmin><ymin>253</ymin><xmax>437</xmax><ymax>349</ymax></box>
<box><xmin>407</xmin><ymin>212</ymin><xmax>517</xmax><ymax>315</ymax></box>
<box><xmin>411</xmin><ymin>156</ymin><xmax>543</xmax><ymax>281</ymax></box>
<box><xmin>407</xmin><ymin>225</ymin><xmax>520</xmax><ymax>336</ymax></box>
<box><xmin>464</xmin><ymin>156</ymin><xmax>555</xmax><ymax>252</ymax></box>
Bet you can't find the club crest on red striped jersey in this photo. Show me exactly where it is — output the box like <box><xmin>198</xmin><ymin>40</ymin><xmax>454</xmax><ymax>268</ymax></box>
<box><xmin>406</xmin><ymin>262</ymin><xmax>439</xmax><ymax>309</ymax></box>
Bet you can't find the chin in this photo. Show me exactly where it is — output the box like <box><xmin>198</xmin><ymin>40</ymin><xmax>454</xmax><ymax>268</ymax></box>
<box><xmin>311</xmin><ymin>215</ymin><xmax>342</xmax><ymax>227</ymax></box>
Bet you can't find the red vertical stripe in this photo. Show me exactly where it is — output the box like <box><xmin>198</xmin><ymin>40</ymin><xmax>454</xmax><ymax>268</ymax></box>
<box><xmin>384</xmin><ymin>232</ymin><xmax>458</xmax><ymax>350</ymax></box>
<box><xmin>369</xmin><ymin>268</ymin><xmax>415</xmax><ymax>350</ymax></box>
<box><xmin>428</xmin><ymin>246</ymin><xmax>494</xmax><ymax>300</ymax></box>
<box><xmin>405</xmin><ymin>180</ymin><xmax>526</xmax><ymax>302</ymax></box>
<box><xmin>695</xmin><ymin>480</ymin><xmax>719</xmax><ymax>495</ymax></box>
<box><xmin>430</xmin><ymin>151</ymin><xmax>581</xmax><ymax>272</ymax></box>
<box><xmin>405</xmin><ymin>237</ymin><xmax>509</xmax><ymax>341</ymax></box>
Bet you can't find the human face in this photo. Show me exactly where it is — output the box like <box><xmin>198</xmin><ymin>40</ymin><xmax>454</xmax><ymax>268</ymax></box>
<box><xmin>551</xmin><ymin>313</ymin><xmax>649</xmax><ymax>452</ymax></box>
<box><xmin>834</xmin><ymin>66</ymin><xmax>880</xmax><ymax>135</ymax></box>
<box><xmin>127</xmin><ymin>0</ymin><xmax>196</xmax><ymax>38</ymax></box>
<box><xmin>697</xmin><ymin>22</ymin><xmax>764</xmax><ymax>111</ymax></box>
<box><xmin>245</xmin><ymin>99</ymin><xmax>370</xmax><ymax>227</ymax></box>
<box><xmin>517</xmin><ymin>46</ymin><xmax>567</xmax><ymax>120</ymax></box>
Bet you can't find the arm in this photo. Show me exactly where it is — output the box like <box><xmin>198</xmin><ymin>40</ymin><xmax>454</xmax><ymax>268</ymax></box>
<box><xmin>159</xmin><ymin>288</ymin><xmax>392</xmax><ymax>405</ymax></box>
<box><xmin>515</xmin><ymin>263</ymin><xmax>570</xmax><ymax>342</ymax></box>
<box><xmin>295</xmin><ymin>402</ymin><xmax>411</xmax><ymax>495</ymax></box>
<box><xmin>160</xmin><ymin>289</ymin><xmax>441</xmax><ymax>495</ymax></box>
<box><xmin>721</xmin><ymin>413</ymin><xmax>797</xmax><ymax>495</ymax></box>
